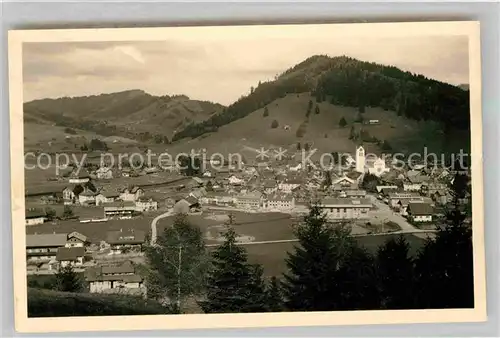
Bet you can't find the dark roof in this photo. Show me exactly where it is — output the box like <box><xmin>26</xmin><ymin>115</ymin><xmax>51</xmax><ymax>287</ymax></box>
<box><xmin>106</xmin><ymin>230</ymin><xmax>146</xmax><ymax>245</ymax></box>
<box><xmin>70</xmin><ymin>168</ymin><xmax>90</xmax><ymax>179</ymax></box>
<box><xmin>130</xmin><ymin>186</ymin><xmax>143</xmax><ymax>193</ymax></box>
<box><xmin>85</xmin><ymin>261</ymin><xmax>143</xmax><ymax>283</ymax></box>
<box><xmin>56</xmin><ymin>247</ymin><xmax>85</xmax><ymax>261</ymax></box>
<box><xmin>26</xmin><ymin>233</ymin><xmax>68</xmax><ymax>248</ymax></box>
<box><xmin>407</xmin><ymin>175</ymin><xmax>431</xmax><ymax>184</ymax></box>
<box><xmin>99</xmin><ymin>189</ymin><xmax>119</xmax><ymax>198</ymax></box>
<box><xmin>67</xmin><ymin>231</ymin><xmax>88</xmax><ymax>243</ymax></box>
<box><xmin>407</xmin><ymin>202</ymin><xmax>434</xmax><ymax>215</ymax></box>
<box><xmin>25</xmin><ymin>209</ymin><xmax>46</xmax><ymax>219</ymax></box>
<box><xmin>102</xmin><ymin>260</ymin><xmax>135</xmax><ymax>275</ymax></box>
<box><xmin>185</xmin><ymin>196</ymin><xmax>199</xmax><ymax>206</ymax></box>
<box><xmin>103</xmin><ymin>201</ymin><xmax>136</xmax><ymax>208</ymax></box>
<box><xmin>321</xmin><ymin>198</ymin><xmax>372</xmax><ymax>208</ymax></box>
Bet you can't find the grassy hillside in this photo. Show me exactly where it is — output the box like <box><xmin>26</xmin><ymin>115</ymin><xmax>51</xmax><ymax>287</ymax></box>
<box><xmin>24</xmin><ymin>90</ymin><xmax>225</xmax><ymax>143</ymax></box>
<box><xmin>173</xmin><ymin>55</ymin><xmax>470</xmax><ymax>155</ymax></box>
<box><xmin>28</xmin><ymin>288</ymin><xmax>173</xmax><ymax>317</ymax></box>
<box><xmin>161</xmin><ymin>92</ymin><xmax>468</xmax><ymax>158</ymax></box>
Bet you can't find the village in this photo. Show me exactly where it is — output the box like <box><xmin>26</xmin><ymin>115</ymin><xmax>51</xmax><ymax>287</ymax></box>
<box><xmin>24</xmin><ymin>144</ymin><xmax>471</xmax><ymax>297</ymax></box>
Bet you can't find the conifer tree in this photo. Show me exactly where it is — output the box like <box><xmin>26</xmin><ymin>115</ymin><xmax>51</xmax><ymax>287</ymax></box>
<box><xmin>413</xmin><ymin>173</ymin><xmax>474</xmax><ymax>308</ymax></box>
<box><xmin>376</xmin><ymin>236</ymin><xmax>415</xmax><ymax>309</ymax></box>
<box><xmin>335</xmin><ymin>245</ymin><xmax>380</xmax><ymax>310</ymax></box>
<box><xmin>339</xmin><ymin>117</ymin><xmax>347</xmax><ymax>128</ymax></box>
<box><xmin>200</xmin><ymin>225</ymin><xmax>268</xmax><ymax>313</ymax></box>
<box><xmin>55</xmin><ymin>264</ymin><xmax>84</xmax><ymax>293</ymax></box>
<box><xmin>266</xmin><ymin>276</ymin><xmax>284</xmax><ymax>312</ymax></box>
<box><xmin>283</xmin><ymin>204</ymin><xmax>355</xmax><ymax>311</ymax></box>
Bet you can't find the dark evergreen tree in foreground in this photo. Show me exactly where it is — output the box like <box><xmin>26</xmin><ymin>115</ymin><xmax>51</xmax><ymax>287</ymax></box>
<box><xmin>336</xmin><ymin>245</ymin><xmax>380</xmax><ymax>310</ymax></box>
<box><xmin>413</xmin><ymin>173</ymin><xmax>474</xmax><ymax>309</ymax></box>
<box><xmin>376</xmin><ymin>236</ymin><xmax>415</xmax><ymax>309</ymax></box>
<box><xmin>200</xmin><ymin>225</ymin><xmax>269</xmax><ymax>313</ymax></box>
<box><xmin>55</xmin><ymin>264</ymin><xmax>84</xmax><ymax>293</ymax></box>
<box><xmin>283</xmin><ymin>204</ymin><xmax>355</xmax><ymax>311</ymax></box>
<box><xmin>266</xmin><ymin>277</ymin><xmax>284</xmax><ymax>312</ymax></box>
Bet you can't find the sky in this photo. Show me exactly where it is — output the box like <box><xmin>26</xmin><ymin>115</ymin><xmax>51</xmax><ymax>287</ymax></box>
<box><xmin>23</xmin><ymin>33</ymin><xmax>469</xmax><ymax>105</ymax></box>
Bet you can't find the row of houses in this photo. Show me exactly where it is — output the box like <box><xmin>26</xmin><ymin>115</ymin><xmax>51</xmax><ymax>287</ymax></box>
<box><xmin>26</xmin><ymin>229</ymin><xmax>146</xmax><ymax>268</ymax></box>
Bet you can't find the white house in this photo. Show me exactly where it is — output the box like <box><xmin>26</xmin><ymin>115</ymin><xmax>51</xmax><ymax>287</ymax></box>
<box><xmin>367</xmin><ymin>157</ymin><xmax>390</xmax><ymax>177</ymax></box>
<box><xmin>264</xmin><ymin>194</ymin><xmax>295</xmax><ymax>211</ymax></box>
<box><xmin>65</xmin><ymin>232</ymin><xmax>89</xmax><ymax>248</ymax></box>
<box><xmin>278</xmin><ymin>179</ymin><xmax>302</xmax><ymax>193</ymax></box>
<box><xmin>95</xmin><ymin>189</ymin><xmax>119</xmax><ymax>206</ymax></box>
<box><xmin>403</xmin><ymin>175</ymin><xmax>430</xmax><ymax>191</ymax></box>
<box><xmin>56</xmin><ymin>246</ymin><xmax>85</xmax><ymax>268</ymax></box>
<box><xmin>200</xmin><ymin>192</ymin><xmax>236</xmax><ymax>207</ymax></box>
<box><xmin>25</xmin><ymin>209</ymin><xmax>46</xmax><ymax>226</ymax></box>
<box><xmin>78</xmin><ymin>190</ymin><xmax>97</xmax><ymax>206</ymax></box>
<box><xmin>104</xmin><ymin>201</ymin><xmax>137</xmax><ymax>219</ymax></box>
<box><xmin>119</xmin><ymin>186</ymin><xmax>144</xmax><ymax>202</ymax></box>
<box><xmin>95</xmin><ymin>166</ymin><xmax>113</xmax><ymax>180</ymax></box>
<box><xmin>289</xmin><ymin>163</ymin><xmax>302</xmax><ymax>172</ymax></box>
<box><xmin>86</xmin><ymin>261</ymin><xmax>145</xmax><ymax>295</ymax></box>
<box><xmin>319</xmin><ymin>198</ymin><xmax>372</xmax><ymax>220</ymax></box>
<box><xmin>135</xmin><ymin>196</ymin><xmax>158</xmax><ymax>212</ymax></box>
<box><xmin>228</xmin><ymin>175</ymin><xmax>245</xmax><ymax>186</ymax></box>
<box><xmin>236</xmin><ymin>191</ymin><xmax>264</xmax><ymax>210</ymax></box>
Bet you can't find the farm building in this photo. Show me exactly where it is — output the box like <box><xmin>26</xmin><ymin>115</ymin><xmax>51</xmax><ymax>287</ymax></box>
<box><xmin>25</xmin><ymin>209</ymin><xmax>46</xmax><ymax>226</ymax></box>
<box><xmin>86</xmin><ymin>260</ymin><xmax>146</xmax><ymax>295</ymax></box>
<box><xmin>319</xmin><ymin>198</ymin><xmax>373</xmax><ymax>220</ymax></box>
<box><xmin>106</xmin><ymin>230</ymin><xmax>146</xmax><ymax>255</ymax></box>
<box><xmin>103</xmin><ymin>201</ymin><xmax>137</xmax><ymax>219</ymax></box>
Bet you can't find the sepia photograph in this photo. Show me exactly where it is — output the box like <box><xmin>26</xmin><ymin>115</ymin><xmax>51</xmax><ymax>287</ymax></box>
<box><xmin>8</xmin><ymin>21</ymin><xmax>485</xmax><ymax>332</ymax></box>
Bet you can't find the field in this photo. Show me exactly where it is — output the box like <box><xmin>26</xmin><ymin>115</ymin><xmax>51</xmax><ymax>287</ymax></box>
<box><xmin>243</xmin><ymin>233</ymin><xmax>427</xmax><ymax>277</ymax></box>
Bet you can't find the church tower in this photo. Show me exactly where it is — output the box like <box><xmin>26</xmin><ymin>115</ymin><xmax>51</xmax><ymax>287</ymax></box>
<box><xmin>355</xmin><ymin>145</ymin><xmax>365</xmax><ymax>173</ymax></box>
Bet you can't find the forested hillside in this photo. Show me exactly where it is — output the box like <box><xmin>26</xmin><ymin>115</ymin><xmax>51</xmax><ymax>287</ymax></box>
<box><xmin>173</xmin><ymin>55</ymin><xmax>469</xmax><ymax>142</ymax></box>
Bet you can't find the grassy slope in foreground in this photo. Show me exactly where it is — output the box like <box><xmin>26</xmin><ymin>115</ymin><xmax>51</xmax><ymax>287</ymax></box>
<box><xmin>28</xmin><ymin>288</ymin><xmax>172</xmax><ymax>317</ymax></box>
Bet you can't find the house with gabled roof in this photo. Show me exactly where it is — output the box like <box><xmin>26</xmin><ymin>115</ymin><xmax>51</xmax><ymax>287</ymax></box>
<box><xmin>319</xmin><ymin>198</ymin><xmax>372</xmax><ymax>220</ymax></box>
<box><xmin>26</xmin><ymin>233</ymin><xmax>69</xmax><ymax>264</ymax></box>
<box><xmin>106</xmin><ymin>229</ymin><xmax>146</xmax><ymax>254</ymax></box>
<box><xmin>236</xmin><ymin>190</ymin><xmax>264</xmax><ymax>210</ymax></box>
<box><xmin>135</xmin><ymin>195</ymin><xmax>158</xmax><ymax>212</ymax></box>
<box><xmin>25</xmin><ymin>208</ymin><xmax>46</xmax><ymax>226</ymax></box>
<box><xmin>56</xmin><ymin>246</ymin><xmax>86</xmax><ymax>268</ymax></box>
<box><xmin>264</xmin><ymin>193</ymin><xmax>295</xmax><ymax>211</ymax></box>
<box><xmin>407</xmin><ymin>202</ymin><xmax>434</xmax><ymax>222</ymax></box>
<box><xmin>68</xmin><ymin>168</ymin><xmax>91</xmax><ymax>184</ymax></box>
<box><xmin>95</xmin><ymin>166</ymin><xmax>113</xmax><ymax>180</ymax></box>
<box><xmin>86</xmin><ymin>260</ymin><xmax>146</xmax><ymax>295</ymax></box>
<box><xmin>119</xmin><ymin>186</ymin><xmax>144</xmax><ymax>202</ymax></box>
<box><xmin>95</xmin><ymin>188</ymin><xmax>120</xmax><ymax>206</ymax></box>
<box><xmin>103</xmin><ymin>201</ymin><xmax>137</xmax><ymax>219</ymax></box>
<box><xmin>66</xmin><ymin>232</ymin><xmax>89</xmax><ymax>248</ymax></box>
